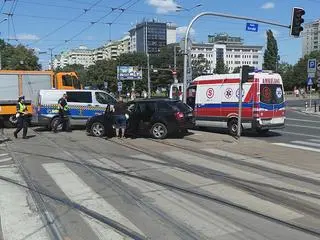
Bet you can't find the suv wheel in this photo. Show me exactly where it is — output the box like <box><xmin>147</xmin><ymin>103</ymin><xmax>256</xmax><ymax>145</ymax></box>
<box><xmin>151</xmin><ymin>123</ymin><xmax>168</xmax><ymax>139</ymax></box>
<box><xmin>91</xmin><ymin>122</ymin><xmax>105</xmax><ymax>137</ymax></box>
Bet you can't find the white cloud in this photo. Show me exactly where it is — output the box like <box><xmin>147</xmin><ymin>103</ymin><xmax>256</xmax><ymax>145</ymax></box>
<box><xmin>16</xmin><ymin>33</ymin><xmax>40</xmax><ymax>40</ymax></box>
<box><xmin>176</xmin><ymin>26</ymin><xmax>195</xmax><ymax>38</ymax></box>
<box><xmin>146</xmin><ymin>0</ymin><xmax>178</xmax><ymax>14</ymax></box>
<box><xmin>261</xmin><ymin>2</ymin><xmax>275</xmax><ymax>9</ymax></box>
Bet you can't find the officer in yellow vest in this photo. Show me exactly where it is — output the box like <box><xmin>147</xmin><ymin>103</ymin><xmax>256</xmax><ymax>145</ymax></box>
<box><xmin>14</xmin><ymin>95</ymin><xmax>28</xmax><ymax>139</ymax></box>
<box><xmin>53</xmin><ymin>94</ymin><xmax>70</xmax><ymax>133</ymax></box>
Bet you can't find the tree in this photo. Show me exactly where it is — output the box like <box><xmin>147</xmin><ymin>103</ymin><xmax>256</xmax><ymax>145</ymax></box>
<box><xmin>191</xmin><ymin>54</ymin><xmax>210</xmax><ymax>79</ymax></box>
<box><xmin>263</xmin><ymin>30</ymin><xmax>279</xmax><ymax>71</ymax></box>
<box><xmin>232</xmin><ymin>66</ymin><xmax>241</xmax><ymax>73</ymax></box>
<box><xmin>0</xmin><ymin>39</ymin><xmax>40</xmax><ymax>70</ymax></box>
<box><xmin>214</xmin><ymin>58</ymin><xmax>229</xmax><ymax>74</ymax></box>
<box><xmin>277</xmin><ymin>62</ymin><xmax>294</xmax><ymax>90</ymax></box>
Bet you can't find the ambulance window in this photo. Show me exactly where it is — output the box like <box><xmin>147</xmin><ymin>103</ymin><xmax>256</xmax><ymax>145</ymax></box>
<box><xmin>260</xmin><ymin>84</ymin><xmax>284</xmax><ymax>104</ymax></box>
<box><xmin>67</xmin><ymin>91</ymin><xmax>92</xmax><ymax>103</ymax></box>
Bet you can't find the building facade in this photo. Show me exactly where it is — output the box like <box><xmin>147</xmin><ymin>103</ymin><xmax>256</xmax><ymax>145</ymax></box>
<box><xmin>190</xmin><ymin>41</ymin><xmax>263</xmax><ymax>74</ymax></box>
<box><xmin>53</xmin><ymin>36</ymin><xmax>131</xmax><ymax>69</ymax></box>
<box><xmin>129</xmin><ymin>20</ymin><xmax>176</xmax><ymax>54</ymax></box>
<box><xmin>302</xmin><ymin>20</ymin><xmax>320</xmax><ymax>56</ymax></box>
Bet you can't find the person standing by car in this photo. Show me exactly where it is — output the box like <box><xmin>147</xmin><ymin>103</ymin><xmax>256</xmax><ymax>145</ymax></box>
<box><xmin>53</xmin><ymin>93</ymin><xmax>70</xmax><ymax>133</ymax></box>
<box><xmin>13</xmin><ymin>96</ymin><xmax>28</xmax><ymax>139</ymax></box>
<box><xmin>113</xmin><ymin>97</ymin><xmax>127</xmax><ymax>138</ymax></box>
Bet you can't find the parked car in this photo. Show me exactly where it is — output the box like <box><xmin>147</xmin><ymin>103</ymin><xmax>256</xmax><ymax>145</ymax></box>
<box><xmin>86</xmin><ymin>98</ymin><xmax>195</xmax><ymax>139</ymax></box>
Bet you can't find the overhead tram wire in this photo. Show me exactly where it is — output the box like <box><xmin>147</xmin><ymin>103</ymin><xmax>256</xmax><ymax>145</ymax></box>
<box><xmin>0</xmin><ymin>0</ymin><xmax>7</xmax><ymax>14</ymax></box>
<box><xmin>27</xmin><ymin>0</ymin><xmax>105</xmax><ymax>47</ymax></box>
<box><xmin>50</xmin><ymin>0</ymin><xmax>140</xmax><ymax>51</ymax></box>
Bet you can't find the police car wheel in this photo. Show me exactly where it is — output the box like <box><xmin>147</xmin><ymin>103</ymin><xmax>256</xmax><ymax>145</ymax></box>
<box><xmin>51</xmin><ymin>118</ymin><xmax>63</xmax><ymax>131</ymax></box>
<box><xmin>91</xmin><ymin>122</ymin><xmax>105</xmax><ymax>137</ymax></box>
<box><xmin>228</xmin><ymin>119</ymin><xmax>238</xmax><ymax>136</ymax></box>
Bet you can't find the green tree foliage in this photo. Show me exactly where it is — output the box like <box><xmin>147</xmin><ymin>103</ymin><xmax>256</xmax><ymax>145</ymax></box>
<box><xmin>191</xmin><ymin>53</ymin><xmax>210</xmax><ymax>79</ymax></box>
<box><xmin>214</xmin><ymin>58</ymin><xmax>229</xmax><ymax>74</ymax></box>
<box><xmin>0</xmin><ymin>39</ymin><xmax>40</xmax><ymax>70</ymax></box>
<box><xmin>232</xmin><ymin>66</ymin><xmax>241</xmax><ymax>73</ymax></box>
<box><xmin>263</xmin><ymin>30</ymin><xmax>279</xmax><ymax>71</ymax></box>
<box><xmin>277</xmin><ymin>62</ymin><xmax>294</xmax><ymax>90</ymax></box>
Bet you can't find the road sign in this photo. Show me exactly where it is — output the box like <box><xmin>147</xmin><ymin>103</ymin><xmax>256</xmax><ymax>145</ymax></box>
<box><xmin>307</xmin><ymin>59</ymin><xmax>316</xmax><ymax>73</ymax></box>
<box><xmin>307</xmin><ymin>77</ymin><xmax>313</xmax><ymax>86</ymax></box>
<box><xmin>308</xmin><ymin>72</ymin><xmax>315</xmax><ymax>78</ymax></box>
<box><xmin>117</xmin><ymin>81</ymin><xmax>122</xmax><ymax>92</ymax></box>
<box><xmin>246</xmin><ymin>23</ymin><xmax>259</xmax><ymax>32</ymax></box>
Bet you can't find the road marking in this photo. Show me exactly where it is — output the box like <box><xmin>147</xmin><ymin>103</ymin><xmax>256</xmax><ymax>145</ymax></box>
<box><xmin>136</xmin><ymin>154</ymin><xmax>303</xmax><ymax>221</ymax></box>
<box><xmin>202</xmin><ymin>149</ymin><xmax>320</xmax><ymax>181</ymax></box>
<box><xmin>286</xmin><ymin>124</ymin><xmax>320</xmax><ymax>130</ymax></box>
<box><xmin>0</xmin><ymin>158</ymin><xmax>12</xmax><ymax>163</ymax></box>
<box><xmin>0</xmin><ymin>154</ymin><xmax>8</xmax><ymax>157</ymax></box>
<box><xmin>286</xmin><ymin>118</ymin><xmax>320</xmax><ymax>123</ymax></box>
<box><xmin>92</xmin><ymin>158</ymin><xmax>242</xmax><ymax>238</ymax></box>
<box><xmin>43</xmin><ymin>163</ymin><xmax>143</xmax><ymax>240</ymax></box>
<box><xmin>275</xmin><ymin>130</ymin><xmax>320</xmax><ymax>139</ymax></box>
<box><xmin>291</xmin><ymin>140</ymin><xmax>320</xmax><ymax>148</ymax></box>
<box><xmin>309</xmin><ymin>139</ymin><xmax>320</xmax><ymax>143</ymax></box>
<box><xmin>0</xmin><ymin>166</ymin><xmax>50</xmax><ymax>240</ymax></box>
<box><xmin>272</xmin><ymin>143</ymin><xmax>320</xmax><ymax>153</ymax></box>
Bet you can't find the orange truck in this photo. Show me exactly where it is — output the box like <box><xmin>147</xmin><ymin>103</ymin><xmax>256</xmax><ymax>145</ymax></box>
<box><xmin>0</xmin><ymin>70</ymin><xmax>80</xmax><ymax>124</ymax></box>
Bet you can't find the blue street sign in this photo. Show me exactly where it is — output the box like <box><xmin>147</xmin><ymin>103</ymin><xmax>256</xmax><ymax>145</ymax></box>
<box><xmin>307</xmin><ymin>59</ymin><xmax>317</xmax><ymax>73</ymax></box>
<box><xmin>307</xmin><ymin>77</ymin><xmax>313</xmax><ymax>86</ymax></box>
<box><xmin>246</xmin><ymin>23</ymin><xmax>259</xmax><ymax>32</ymax></box>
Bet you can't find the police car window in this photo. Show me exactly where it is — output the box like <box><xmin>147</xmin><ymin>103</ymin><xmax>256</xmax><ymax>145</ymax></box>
<box><xmin>95</xmin><ymin>92</ymin><xmax>116</xmax><ymax>104</ymax></box>
<box><xmin>67</xmin><ymin>91</ymin><xmax>92</xmax><ymax>103</ymax></box>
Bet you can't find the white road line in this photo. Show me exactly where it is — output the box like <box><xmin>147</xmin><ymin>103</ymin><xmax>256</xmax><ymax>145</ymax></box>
<box><xmin>163</xmin><ymin>151</ymin><xmax>319</xmax><ymax>202</ymax></box>
<box><xmin>91</xmin><ymin>158</ymin><xmax>241</xmax><ymax>239</ymax></box>
<box><xmin>286</xmin><ymin>118</ymin><xmax>320</xmax><ymax>123</ymax></box>
<box><xmin>286</xmin><ymin>124</ymin><xmax>320</xmax><ymax>130</ymax></box>
<box><xmin>0</xmin><ymin>153</ymin><xmax>8</xmax><ymax>157</ymax></box>
<box><xmin>43</xmin><ymin>163</ymin><xmax>143</xmax><ymax>240</ymax></box>
<box><xmin>0</xmin><ymin>158</ymin><xmax>12</xmax><ymax>163</ymax></box>
<box><xmin>202</xmin><ymin>149</ymin><xmax>320</xmax><ymax>181</ymax></box>
<box><xmin>0</xmin><ymin>166</ymin><xmax>50</xmax><ymax>240</ymax></box>
<box><xmin>134</xmin><ymin>154</ymin><xmax>303</xmax><ymax>221</ymax></box>
<box><xmin>291</xmin><ymin>140</ymin><xmax>320</xmax><ymax>148</ymax></box>
<box><xmin>309</xmin><ymin>139</ymin><xmax>320</xmax><ymax>143</ymax></box>
<box><xmin>275</xmin><ymin>130</ymin><xmax>320</xmax><ymax>139</ymax></box>
<box><xmin>272</xmin><ymin>143</ymin><xmax>320</xmax><ymax>153</ymax></box>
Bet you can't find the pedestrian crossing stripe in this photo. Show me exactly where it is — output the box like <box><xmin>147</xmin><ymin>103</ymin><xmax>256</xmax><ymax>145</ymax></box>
<box><xmin>272</xmin><ymin>138</ymin><xmax>320</xmax><ymax>153</ymax></box>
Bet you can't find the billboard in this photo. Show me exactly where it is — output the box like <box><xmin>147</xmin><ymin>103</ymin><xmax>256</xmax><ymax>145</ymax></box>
<box><xmin>117</xmin><ymin>66</ymin><xmax>142</xmax><ymax>80</ymax></box>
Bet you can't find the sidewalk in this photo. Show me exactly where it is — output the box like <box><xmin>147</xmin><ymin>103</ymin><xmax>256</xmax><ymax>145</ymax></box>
<box><xmin>182</xmin><ymin>129</ymin><xmax>320</xmax><ymax>173</ymax></box>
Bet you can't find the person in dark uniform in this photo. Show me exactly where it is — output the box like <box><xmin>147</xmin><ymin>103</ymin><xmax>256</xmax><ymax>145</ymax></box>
<box><xmin>14</xmin><ymin>96</ymin><xmax>28</xmax><ymax>139</ymax></box>
<box><xmin>53</xmin><ymin>93</ymin><xmax>70</xmax><ymax>133</ymax></box>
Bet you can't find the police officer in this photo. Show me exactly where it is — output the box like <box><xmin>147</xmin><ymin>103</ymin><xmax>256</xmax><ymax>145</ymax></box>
<box><xmin>53</xmin><ymin>93</ymin><xmax>70</xmax><ymax>133</ymax></box>
<box><xmin>14</xmin><ymin>95</ymin><xmax>28</xmax><ymax>139</ymax></box>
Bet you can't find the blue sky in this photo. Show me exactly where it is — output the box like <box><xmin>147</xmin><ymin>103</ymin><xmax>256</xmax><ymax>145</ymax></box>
<box><xmin>0</xmin><ymin>0</ymin><xmax>317</xmax><ymax>69</ymax></box>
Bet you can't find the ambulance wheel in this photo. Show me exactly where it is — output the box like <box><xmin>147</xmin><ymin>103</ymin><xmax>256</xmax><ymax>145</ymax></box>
<box><xmin>228</xmin><ymin>118</ymin><xmax>239</xmax><ymax>136</ymax></box>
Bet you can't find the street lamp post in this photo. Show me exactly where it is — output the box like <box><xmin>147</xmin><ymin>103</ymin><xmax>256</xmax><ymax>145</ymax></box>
<box><xmin>182</xmin><ymin>12</ymin><xmax>290</xmax><ymax>103</ymax></box>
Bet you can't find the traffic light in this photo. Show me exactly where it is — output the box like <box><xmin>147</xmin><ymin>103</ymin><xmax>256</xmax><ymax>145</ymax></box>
<box><xmin>290</xmin><ymin>7</ymin><xmax>305</xmax><ymax>37</ymax></box>
<box><xmin>241</xmin><ymin>65</ymin><xmax>255</xmax><ymax>84</ymax></box>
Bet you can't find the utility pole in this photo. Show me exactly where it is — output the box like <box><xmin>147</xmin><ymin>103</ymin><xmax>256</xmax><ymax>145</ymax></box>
<box><xmin>173</xmin><ymin>45</ymin><xmax>177</xmax><ymax>83</ymax></box>
<box><xmin>49</xmin><ymin>48</ymin><xmax>53</xmax><ymax>70</ymax></box>
<box><xmin>147</xmin><ymin>53</ymin><xmax>151</xmax><ymax>98</ymax></box>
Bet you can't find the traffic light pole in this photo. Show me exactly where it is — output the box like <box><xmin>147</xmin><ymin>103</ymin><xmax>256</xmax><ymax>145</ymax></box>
<box><xmin>183</xmin><ymin>11</ymin><xmax>290</xmax><ymax>104</ymax></box>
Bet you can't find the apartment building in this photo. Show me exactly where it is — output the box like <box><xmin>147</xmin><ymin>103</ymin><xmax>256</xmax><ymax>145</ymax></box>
<box><xmin>302</xmin><ymin>19</ymin><xmax>320</xmax><ymax>56</ymax></box>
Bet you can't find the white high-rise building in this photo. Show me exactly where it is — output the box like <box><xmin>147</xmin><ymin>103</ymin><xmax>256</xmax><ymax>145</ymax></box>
<box><xmin>302</xmin><ymin>20</ymin><xmax>320</xmax><ymax>56</ymax></box>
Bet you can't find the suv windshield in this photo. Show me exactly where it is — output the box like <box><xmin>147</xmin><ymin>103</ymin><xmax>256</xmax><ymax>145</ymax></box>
<box><xmin>260</xmin><ymin>84</ymin><xmax>284</xmax><ymax>104</ymax></box>
<box><xmin>95</xmin><ymin>92</ymin><xmax>117</xmax><ymax>105</ymax></box>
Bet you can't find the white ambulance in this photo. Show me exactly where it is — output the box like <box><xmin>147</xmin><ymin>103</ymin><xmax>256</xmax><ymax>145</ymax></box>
<box><xmin>185</xmin><ymin>72</ymin><xmax>286</xmax><ymax>135</ymax></box>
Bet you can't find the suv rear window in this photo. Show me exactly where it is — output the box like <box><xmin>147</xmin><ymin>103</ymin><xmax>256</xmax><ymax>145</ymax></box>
<box><xmin>167</xmin><ymin>101</ymin><xmax>191</xmax><ymax>112</ymax></box>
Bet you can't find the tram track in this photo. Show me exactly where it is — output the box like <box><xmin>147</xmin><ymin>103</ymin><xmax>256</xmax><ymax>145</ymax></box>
<box><xmin>35</xmin><ymin>130</ymin><xmax>320</xmax><ymax>238</ymax></box>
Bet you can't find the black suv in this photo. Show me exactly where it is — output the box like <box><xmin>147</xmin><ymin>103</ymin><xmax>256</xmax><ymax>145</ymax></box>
<box><xmin>86</xmin><ymin>98</ymin><xmax>195</xmax><ymax>139</ymax></box>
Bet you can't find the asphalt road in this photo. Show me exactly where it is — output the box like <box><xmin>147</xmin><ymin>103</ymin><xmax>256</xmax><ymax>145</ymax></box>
<box><xmin>0</xmin><ymin>127</ymin><xmax>319</xmax><ymax>240</ymax></box>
